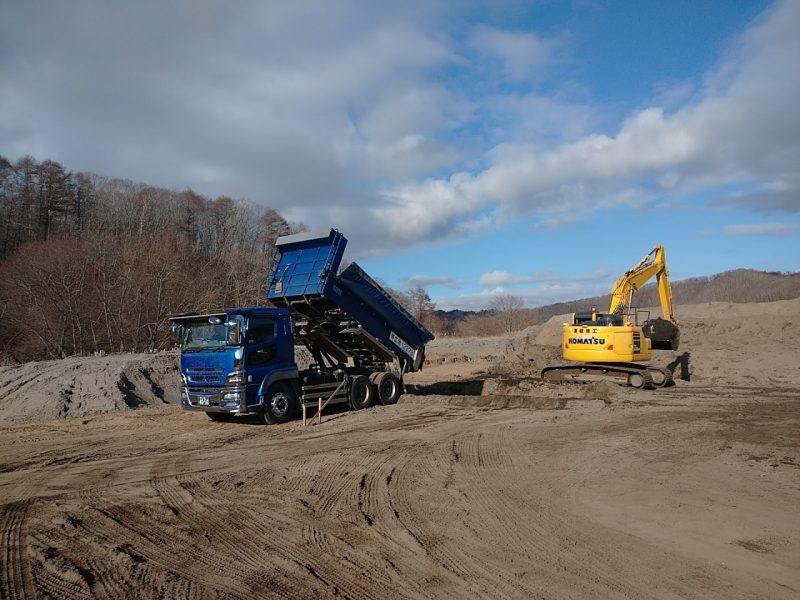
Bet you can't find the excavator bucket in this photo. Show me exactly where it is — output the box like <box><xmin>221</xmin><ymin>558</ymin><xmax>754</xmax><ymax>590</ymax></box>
<box><xmin>643</xmin><ymin>317</ymin><xmax>680</xmax><ymax>351</ymax></box>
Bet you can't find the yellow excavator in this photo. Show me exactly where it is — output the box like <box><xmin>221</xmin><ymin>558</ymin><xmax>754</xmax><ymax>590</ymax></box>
<box><xmin>541</xmin><ymin>245</ymin><xmax>680</xmax><ymax>389</ymax></box>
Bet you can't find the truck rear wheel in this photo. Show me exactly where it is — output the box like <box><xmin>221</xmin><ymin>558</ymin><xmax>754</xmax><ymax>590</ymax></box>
<box><xmin>262</xmin><ymin>382</ymin><xmax>297</xmax><ymax>425</ymax></box>
<box><xmin>374</xmin><ymin>372</ymin><xmax>401</xmax><ymax>405</ymax></box>
<box><xmin>349</xmin><ymin>375</ymin><xmax>373</xmax><ymax>410</ymax></box>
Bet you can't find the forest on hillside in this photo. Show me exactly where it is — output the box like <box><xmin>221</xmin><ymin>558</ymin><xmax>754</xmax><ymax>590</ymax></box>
<box><xmin>0</xmin><ymin>155</ymin><xmax>300</xmax><ymax>362</ymax></box>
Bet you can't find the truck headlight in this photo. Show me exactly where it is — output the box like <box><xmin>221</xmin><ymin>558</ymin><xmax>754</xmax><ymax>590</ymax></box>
<box><xmin>226</xmin><ymin>371</ymin><xmax>245</xmax><ymax>385</ymax></box>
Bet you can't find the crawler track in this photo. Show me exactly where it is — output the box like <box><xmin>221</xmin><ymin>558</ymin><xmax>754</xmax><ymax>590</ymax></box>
<box><xmin>541</xmin><ymin>363</ymin><xmax>675</xmax><ymax>389</ymax></box>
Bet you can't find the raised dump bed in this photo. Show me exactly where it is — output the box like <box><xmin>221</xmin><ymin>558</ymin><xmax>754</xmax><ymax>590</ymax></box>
<box><xmin>267</xmin><ymin>229</ymin><xmax>434</xmax><ymax>374</ymax></box>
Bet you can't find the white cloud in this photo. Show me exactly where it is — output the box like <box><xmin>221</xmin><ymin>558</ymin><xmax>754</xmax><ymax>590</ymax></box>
<box><xmin>724</xmin><ymin>223</ymin><xmax>796</xmax><ymax>236</ymax></box>
<box><xmin>402</xmin><ymin>275</ymin><xmax>461</xmax><ymax>289</ymax></box>
<box><xmin>379</xmin><ymin>0</ymin><xmax>800</xmax><ymax>243</ymax></box>
<box><xmin>1</xmin><ymin>1</ymin><xmax>797</xmax><ymax>258</ymax></box>
<box><xmin>434</xmin><ymin>280</ymin><xmax>610</xmax><ymax>311</ymax></box>
<box><xmin>478</xmin><ymin>267</ymin><xmax>613</xmax><ymax>287</ymax></box>
<box><xmin>714</xmin><ymin>179</ymin><xmax>800</xmax><ymax>213</ymax></box>
<box><xmin>434</xmin><ymin>287</ymin><xmax>507</xmax><ymax>311</ymax></box>
<box><xmin>470</xmin><ymin>26</ymin><xmax>553</xmax><ymax>80</ymax></box>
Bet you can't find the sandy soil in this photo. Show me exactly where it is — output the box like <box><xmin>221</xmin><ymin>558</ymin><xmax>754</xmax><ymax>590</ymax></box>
<box><xmin>0</xmin><ymin>300</ymin><xmax>799</xmax><ymax>598</ymax></box>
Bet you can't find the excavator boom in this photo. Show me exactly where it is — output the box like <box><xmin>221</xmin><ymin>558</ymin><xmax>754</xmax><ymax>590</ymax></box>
<box><xmin>608</xmin><ymin>245</ymin><xmax>679</xmax><ymax>351</ymax></box>
<box><xmin>609</xmin><ymin>245</ymin><xmax>675</xmax><ymax>321</ymax></box>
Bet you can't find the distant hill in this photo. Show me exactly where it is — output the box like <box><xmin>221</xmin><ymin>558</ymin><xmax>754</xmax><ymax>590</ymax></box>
<box><xmin>437</xmin><ymin>269</ymin><xmax>800</xmax><ymax>328</ymax></box>
<box><xmin>622</xmin><ymin>269</ymin><xmax>800</xmax><ymax>306</ymax></box>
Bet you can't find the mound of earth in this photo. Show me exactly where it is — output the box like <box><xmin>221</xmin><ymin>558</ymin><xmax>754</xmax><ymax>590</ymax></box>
<box><xmin>1</xmin><ymin>298</ymin><xmax>799</xmax><ymax>424</ymax></box>
<box><xmin>410</xmin><ymin>297</ymin><xmax>800</xmax><ymax>396</ymax></box>
<box><xmin>0</xmin><ymin>353</ymin><xmax>180</xmax><ymax>423</ymax></box>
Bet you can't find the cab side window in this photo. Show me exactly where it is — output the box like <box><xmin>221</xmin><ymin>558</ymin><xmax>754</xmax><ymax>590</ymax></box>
<box><xmin>248</xmin><ymin>317</ymin><xmax>275</xmax><ymax>345</ymax></box>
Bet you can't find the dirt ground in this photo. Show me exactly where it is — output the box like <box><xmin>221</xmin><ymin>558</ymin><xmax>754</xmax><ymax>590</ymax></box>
<box><xmin>1</xmin><ymin>299</ymin><xmax>799</xmax><ymax>598</ymax></box>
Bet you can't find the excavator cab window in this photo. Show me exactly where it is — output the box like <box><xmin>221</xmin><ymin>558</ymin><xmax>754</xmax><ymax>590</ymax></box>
<box><xmin>574</xmin><ymin>312</ymin><xmax>623</xmax><ymax>327</ymax></box>
<box><xmin>574</xmin><ymin>312</ymin><xmax>595</xmax><ymax>324</ymax></box>
<box><xmin>597</xmin><ymin>314</ymin><xmax>624</xmax><ymax>326</ymax></box>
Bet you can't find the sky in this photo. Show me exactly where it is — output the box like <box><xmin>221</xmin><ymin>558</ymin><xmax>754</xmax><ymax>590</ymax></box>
<box><xmin>2</xmin><ymin>0</ymin><xmax>799</xmax><ymax>311</ymax></box>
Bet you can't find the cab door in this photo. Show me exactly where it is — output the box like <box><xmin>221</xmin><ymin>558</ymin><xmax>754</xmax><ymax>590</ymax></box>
<box><xmin>244</xmin><ymin>316</ymin><xmax>279</xmax><ymax>408</ymax></box>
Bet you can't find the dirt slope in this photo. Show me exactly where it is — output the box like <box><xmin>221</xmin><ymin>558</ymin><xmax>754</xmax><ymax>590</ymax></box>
<box><xmin>0</xmin><ymin>353</ymin><xmax>179</xmax><ymax>423</ymax></box>
<box><xmin>0</xmin><ymin>299</ymin><xmax>798</xmax><ymax>598</ymax></box>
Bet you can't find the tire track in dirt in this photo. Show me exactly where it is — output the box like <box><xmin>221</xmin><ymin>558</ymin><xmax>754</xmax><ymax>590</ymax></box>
<box><xmin>381</xmin><ymin>421</ymin><xmax>652</xmax><ymax>598</ymax></box>
<box><xmin>354</xmin><ymin>415</ymin><xmax>521</xmax><ymax>596</ymax></box>
<box><xmin>0</xmin><ymin>499</ymin><xmax>37</xmax><ymax>600</ymax></box>
<box><xmin>488</xmin><ymin>415</ymin><xmax>732</xmax><ymax>598</ymax></box>
<box><xmin>447</xmin><ymin>428</ymin><xmax>613</xmax><ymax>597</ymax></box>
<box><xmin>361</xmin><ymin>444</ymin><xmax>474</xmax><ymax>599</ymax></box>
<box><xmin>3</xmin><ymin>391</ymin><xmax>797</xmax><ymax>598</ymax></box>
<box><xmin>29</xmin><ymin>535</ymin><xmax>100</xmax><ymax>600</ymax></box>
<box><xmin>20</xmin><ymin>451</ymin><xmax>253</xmax><ymax>599</ymax></box>
<box><xmin>92</xmin><ymin>502</ymin><xmax>252</xmax><ymax>599</ymax></box>
<box><xmin>396</xmin><ymin>430</ymin><xmax>543</xmax><ymax>598</ymax></box>
<box><xmin>446</xmin><ymin>430</ymin><xmax>546</xmax><ymax>597</ymax></box>
<box><xmin>146</xmin><ymin>455</ymin><xmax>268</xmax><ymax>597</ymax></box>
<box><xmin>187</xmin><ymin>491</ymin><xmax>371</xmax><ymax>598</ymax></box>
<box><xmin>186</xmin><ymin>454</ymin><xmax>405</xmax><ymax>600</ymax></box>
<box><xmin>156</xmin><ymin>451</ymin><xmax>386</xmax><ymax>599</ymax></box>
<box><xmin>469</xmin><ymin>424</ymin><xmax>655</xmax><ymax>597</ymax></box>
<box><xmin>268</xmin><ymin>442</ymin><xmax>428</xmax><ymax>598</ymax></box>
<box><xmin>181</xmin><ymin>429</ymin><xmax>464</xmax><ymax>599</ymax></box>
<box><xmin>27</xmin><ymin>484</ymin><xmax>201</xmax><ymax>598</ymax></box>
<box><xmin>383</xmin><ymin>438</ymin><xmax>480</xmax><ymax>596</ymax></box>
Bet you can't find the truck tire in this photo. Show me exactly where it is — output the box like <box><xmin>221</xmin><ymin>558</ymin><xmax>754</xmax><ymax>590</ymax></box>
<box><xmin>374</xmin><ymin>372</ymin><xmax>401</xmax><ymax>405</ymax></box>
<box><xmin>262</xmin><ymin>382</ymin><xmax>297</xmax><ymax>425</ymax></box>
<box><xmin>349</xmin><ymin>375</ymin><xmax>373</xmax><ymax>410</ymax></box>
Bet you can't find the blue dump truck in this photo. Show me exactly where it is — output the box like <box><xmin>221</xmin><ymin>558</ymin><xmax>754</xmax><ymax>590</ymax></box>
<box><xmin>169</xmin><ymin>229</ymin><xmax>435</xmax><ymax>424</ymax></box>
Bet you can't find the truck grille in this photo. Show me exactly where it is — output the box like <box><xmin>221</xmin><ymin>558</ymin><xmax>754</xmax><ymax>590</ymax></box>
<box><xmin>186</xmin><ymin>367</ymin><xmax>225</xmax><ymax>385</ymax></box>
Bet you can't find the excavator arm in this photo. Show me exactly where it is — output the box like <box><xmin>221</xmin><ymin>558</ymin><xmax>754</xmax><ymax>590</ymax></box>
<box><xmin>608</xmin><ymin>245</ymin><xmax>679</xmax><ymax>350</ymax></box>
<box><xmin>609</xmin><ymin>245</ymin><xmax>675</xmax><ymax>322</ymax></box>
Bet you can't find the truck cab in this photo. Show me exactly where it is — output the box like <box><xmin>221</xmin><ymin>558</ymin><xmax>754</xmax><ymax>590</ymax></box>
<box><xmin>171</xmin><ymin>307</ymin><xmax>298</xmax><ymax>421</ymax></box>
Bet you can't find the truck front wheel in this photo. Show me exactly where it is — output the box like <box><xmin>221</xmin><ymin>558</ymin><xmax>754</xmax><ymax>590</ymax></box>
<box><xmin>349</xmin><ymin>375</ymin><xmax>374</xmax><ymax>410</ymax></box>
<box><xmin>262</xmin><ymin>383</ymin><xmax>297</xmax><ymax>425</ymax></box>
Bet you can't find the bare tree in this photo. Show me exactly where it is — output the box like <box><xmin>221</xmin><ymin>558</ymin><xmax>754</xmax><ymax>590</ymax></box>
<box><xmin>489</xmin><ymin>294</ymin><xmax>525</xmax><ymax>334</ymax></box>
<box><xmin>406</xmin><ymin>285</ymin><xmax>436</xmax><ymax>325</ymax></box>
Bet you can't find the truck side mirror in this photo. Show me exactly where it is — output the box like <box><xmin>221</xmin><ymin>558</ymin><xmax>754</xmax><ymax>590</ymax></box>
<box><xmin>170</xmin><ymin>322</ymin><xmax>182</xmax><ymax>340</ymax></box>
<box><xmin>226</xmin><ymin>317</ymin><xmax>243</xmax><ymax>345</ymax></box>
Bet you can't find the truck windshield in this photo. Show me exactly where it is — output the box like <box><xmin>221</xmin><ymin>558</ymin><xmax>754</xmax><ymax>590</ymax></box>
<box><xmin>182</xmin><ymin>320</ymin><xmax>228</xmax><ymax>350</ymax></box>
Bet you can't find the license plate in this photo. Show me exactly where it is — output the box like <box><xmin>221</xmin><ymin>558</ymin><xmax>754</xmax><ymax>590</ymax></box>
<box><xmin>197</xmin><ymin>396</ymin><xmax>210</xmax><ymax>406</ymax></box>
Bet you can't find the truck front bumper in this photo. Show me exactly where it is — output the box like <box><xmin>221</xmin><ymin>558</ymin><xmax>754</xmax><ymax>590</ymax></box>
<box><xmin>181</xmin><ymin>386</ymin><xmax>248</xmax><ymax>415</ymax></box>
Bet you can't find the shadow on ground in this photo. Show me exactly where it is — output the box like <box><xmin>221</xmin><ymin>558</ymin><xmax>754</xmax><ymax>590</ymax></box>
<box><xmin>406</xmin><ymin>380</ymin><xmax>487</xmax><ymax>396</ymax></box>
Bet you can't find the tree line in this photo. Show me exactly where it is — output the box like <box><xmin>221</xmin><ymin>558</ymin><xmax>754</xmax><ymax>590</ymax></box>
<box><xmin>0</xmin><ymin>155</ymin><xmax>299</xmax><ymax>362</ymax></box>
<box><xmin>3</xmin><ymin>155</ymin><xmax>796</xmax><ymax>362</ymax></box>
